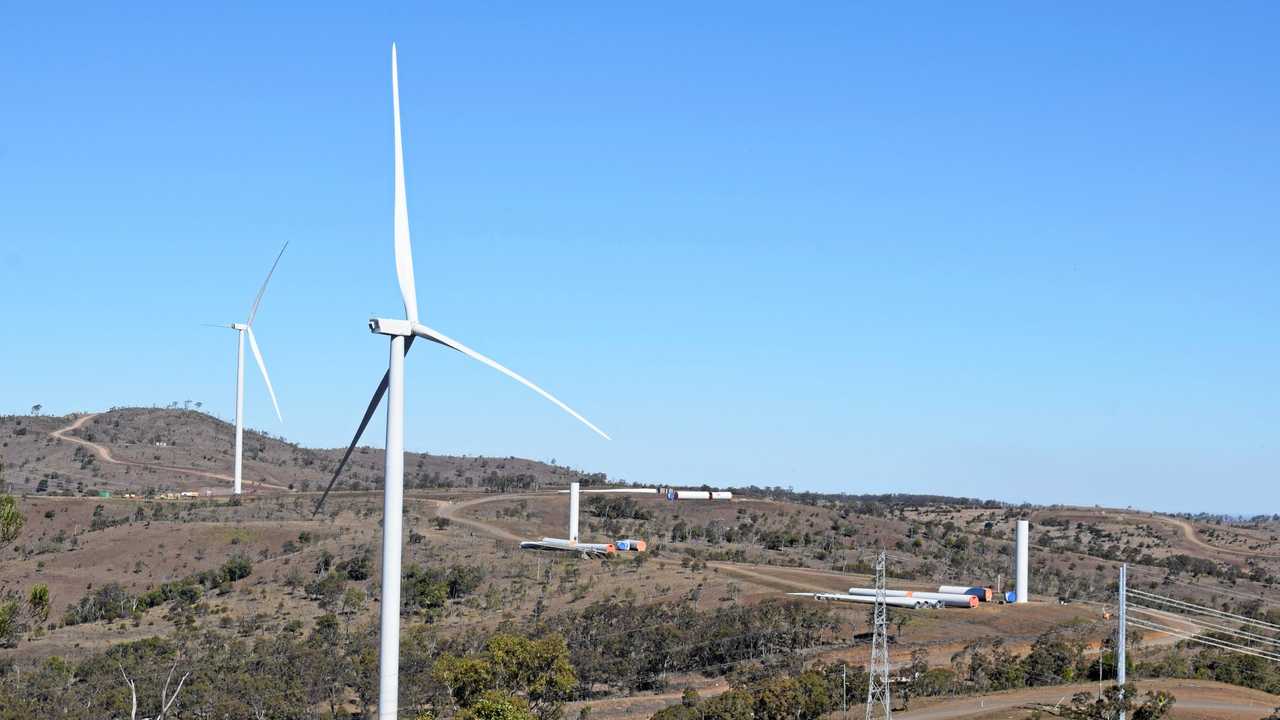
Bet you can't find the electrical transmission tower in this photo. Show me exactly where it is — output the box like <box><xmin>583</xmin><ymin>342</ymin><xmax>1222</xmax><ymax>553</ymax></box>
<box><xmin>865</xmin><ymin>550</ymin><xmax>892</xmax><ymax>720</ymax></box>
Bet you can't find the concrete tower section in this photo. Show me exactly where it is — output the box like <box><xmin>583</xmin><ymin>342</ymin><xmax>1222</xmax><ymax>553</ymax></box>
<box><xmin>1016</xmin><ymin>520</ymin><xmax>1030</xmax><ymax>603</ymax></box>
<box><xmin>569</xmin><ymin>482</ymin><xmax>580</xmax><ymax>543</ymax></box>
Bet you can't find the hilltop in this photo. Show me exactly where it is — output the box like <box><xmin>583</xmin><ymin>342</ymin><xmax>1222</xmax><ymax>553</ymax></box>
<box><xmin>0</xmin><ymin>408</ymin><xmax>593</xmax><ymax>496</ymax></box>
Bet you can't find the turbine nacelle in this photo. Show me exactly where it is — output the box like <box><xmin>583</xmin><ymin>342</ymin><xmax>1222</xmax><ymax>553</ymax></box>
<box><xmin>369</xmin><ymin>318</ymin><xmax>414</xmax><ymax>336</ymax></box>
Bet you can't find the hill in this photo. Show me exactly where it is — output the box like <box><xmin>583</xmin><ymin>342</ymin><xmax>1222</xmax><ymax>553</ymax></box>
<box><xmin>0</xmin><ymin>407</ymin><xmax>592</xmax><ymax>496</ymax></box>
<box><xmin>1</xmin><ymin>408</ymin><xmax>1278</xmax><ymax>718</ymax></box>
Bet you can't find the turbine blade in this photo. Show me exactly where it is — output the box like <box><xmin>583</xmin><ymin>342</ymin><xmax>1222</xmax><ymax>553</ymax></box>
<box><xmin>245</xmin><ymin>326</ymin><xmax>283</xmax><ymax>422</ymax></box>
<box><xmin>412</xmin><ymin>323</ymin><xmax>610</xmax><ymax>440</ymax></box>
<box><xmin>312</xmin><ymin>336</ymin><xmax>416</xmax><ymax>516</ymax></box>
<box><xmin>391</xmin><ymin>44</ymin><xmax>419</xmax><ymax>323</ymax></box>
<box><xmin>247</xmin><ymin>241</ymin><xmax>289</xmax><ymax>326</ymax></box>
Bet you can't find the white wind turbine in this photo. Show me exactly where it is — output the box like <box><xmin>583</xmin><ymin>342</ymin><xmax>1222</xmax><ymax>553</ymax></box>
<box><xmin>311</xmin><ymin>45</ymin><xmax>609</xmax><ymax>719</ymax></box>
<box><xmin>216</xmin><ymin>242</ymin><xmax>287</xmax><ymax>495</ymax></box>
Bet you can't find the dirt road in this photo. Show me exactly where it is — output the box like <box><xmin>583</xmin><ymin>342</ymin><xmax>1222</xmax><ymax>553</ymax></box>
<box><xmin>433</xmin><ymin>493</ymin><xmax>531</xmax><ymax>542</ymax></box>
<box><xmin>1152</xmin><ymin>514</ymin><xmax>1280</xmax><ymax>560</ymax></box>
<box><xmin>897</xmin><ymin>679</ymin><xmax>1278</xmax><ymax>719</ymax></box>
<box><xmin>49</xmin><ymin>413</ymin><xmax>290</xmax><ymax>492</ymax></box>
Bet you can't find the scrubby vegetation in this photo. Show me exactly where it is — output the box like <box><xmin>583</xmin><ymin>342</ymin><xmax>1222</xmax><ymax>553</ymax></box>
<box><xmin>2</xmin><ymin>409</ymin><xmax>1278</xmax><ymax>718</ymax></box>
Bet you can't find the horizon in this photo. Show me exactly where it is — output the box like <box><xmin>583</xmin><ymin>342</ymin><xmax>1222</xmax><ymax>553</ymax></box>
<box><xmin>6</xmin><ymin>404</ymin><xmax>1274</xmax><ymax>520</ymax></box>
<box><xmin>2</xmin><ymin>4</ymin><xmax>1277</xmax><ymax>515</ymax></box>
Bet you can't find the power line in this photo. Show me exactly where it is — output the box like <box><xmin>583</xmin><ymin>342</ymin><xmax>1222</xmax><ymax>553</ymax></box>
<box><xmin>1126</xmin><ymin>569</ymin><xmax>1280</xmax><ymax>609</ymax></box>
<box><xmin>1126</xmin><ymin>617</ymin><xmax>1280</xmax><ymax>663</ymax></box>
<box><xmin>1127</xmin><ymin>604</ymin><xmax>1280</xmax><ymax>649</ymax></box>
<box><xmin>1153</xmin><ymin>575</ymin><xmax>1280</xmax><ymax>607</ymax></box>
<box><xmin>1127</xmin><ymin>588</ymin><xmax>1280</xmax><ymax>633</ymax></box>
<box><xmin>1128</xmin><ymin>616</ymin><xmax>1280</xmax><ymax>661</ymax></box>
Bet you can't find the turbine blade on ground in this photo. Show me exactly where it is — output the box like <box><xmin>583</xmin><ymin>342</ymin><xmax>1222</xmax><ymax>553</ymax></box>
<box><xmin>312</xmin><ymin>336</ymin><xmax>416</xmax><ymax>516</ymax></box>
<box><xmin>412</xmin><ymin>323</ymin><xmax>610</xmax><ymax>440</ymax></box>
<box><xmin>247</xmin><ymin>241</ymin><xmax>289</xmax><ymax>325</ymax></box>
<box><xmin>245</xmin><ymin>326</ymin><xmax>282</xmax><ymax>422</ymax></box>
<box><xmin>391</xmin><ymin>44</ymin><xmax>419</xmax><ymax>323</ymax></box>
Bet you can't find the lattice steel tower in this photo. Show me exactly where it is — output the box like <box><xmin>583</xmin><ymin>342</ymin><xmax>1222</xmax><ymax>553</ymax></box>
<box><xmin>865</xmin><ymin>550</ymin><xmax>892</xmax><ymax>720</ymax></box>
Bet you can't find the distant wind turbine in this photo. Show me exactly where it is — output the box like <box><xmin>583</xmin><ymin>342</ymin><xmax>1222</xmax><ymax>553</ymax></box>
<box><xmin>214</xmin><ymin>242</ymin><xmax>287</xmax><ymax>495</ymax></box>
<box><xmin>312</xmin><ymin>45</ymin><xmax>609</xmax><ymax>719</ymax></box>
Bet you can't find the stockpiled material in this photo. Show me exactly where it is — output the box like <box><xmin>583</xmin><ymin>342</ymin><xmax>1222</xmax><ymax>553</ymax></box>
<box><xmin>938</xmin><ymin>585</ymin><xmax>994</xmax><ymax>602</ymax></box>
<box><xmin>845</xmin><ymin>588</ymin><xmax>978</xmax><ymax>608</ymax></box>
<box><xmin>675</xmin><ymin>490</ymin><xmax>712</xmax><ymax>500</ymax></box>
<box><xmin>787</xmin><ymin>592</ymin><xmax>935</xmax><ymax>609</ymax></box>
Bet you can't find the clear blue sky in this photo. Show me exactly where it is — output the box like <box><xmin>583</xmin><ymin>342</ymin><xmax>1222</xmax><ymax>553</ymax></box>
<box><xmin>1</xmin><ymin>3</ymin><xmax>1276</xmax><ymax>514</ymax></box>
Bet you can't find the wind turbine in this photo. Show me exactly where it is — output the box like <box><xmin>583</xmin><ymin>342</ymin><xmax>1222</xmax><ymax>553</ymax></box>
<box><xmin>217</xmin><ymin>242</ymin><xmax>287</xmax><ymax>495</ymax></box>
<box><xmin>312</xmin><ymin>45</ymin><xmax>609</xmax><ymax>719</ymax></box>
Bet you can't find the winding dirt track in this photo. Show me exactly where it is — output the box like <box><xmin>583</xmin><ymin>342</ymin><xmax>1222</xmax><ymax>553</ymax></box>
<box><xmin>897</xmin><ymin>679</ymin><xmax>1278</xmax><ymax>719</ymax></box>
<box><xmin>49</xmin><ymin>413</ymin><xmax>290</xmax><ymax>492</ymax></box>
<box><xmin>1154</xmin><ymin>514</ymin><xmax>1280</xmax><ymax>560</ymax></box>
<box><xmin>434</xmin><ymin>493</ymin><xmax>526</xmax><ymax>542</ymax></box>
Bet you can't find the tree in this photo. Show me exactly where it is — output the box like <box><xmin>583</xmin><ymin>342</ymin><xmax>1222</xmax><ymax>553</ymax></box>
<box><xmin>402</xmin><ymin>564</ymin><xmax>448</xmax><ymax>618</ymax></box>
<box><xmin>435</xmin><ymin>633</ymin><xmax>577</xmax><ymax>720</ymax></box>
<box><xmin>461</xmin><ymin>691</ymin><xmax>537</xmax><ymax>720</ymax></box>
<box><xmin>107</xmin><ymin>639</ymin><xmax>192</xmax><ymax>720</ymax></box>
<box><xmin>752</xmin><ymin>675</ymin><xmax>804</xmax><ymax>720</ymax></box>
<box><xmin>681</xmin><ymin>688</ymin><xmax>699</xmax><ymax>707</ymax></box>
<box><xmin>341</xmin><ymin>586</ymin><xmax>367</xmax><ymax>615</ymax></box>
<box><xmin>338</xmin><ymin>547</ymin><xmax>373</xmax><ymax>581</ymax></box>
<box><xmin>0</xmin><ymin>599</ymin><xmax>22</xmax><ymax>648</ymax></box>
<box><xmin>30</xmin><ymin>404</ymin><xmax>42</xmax><ymax>416</ymax></box>
<box><xmin>1026</xmin><ymin>630</ymin><xmax>1087</xmax><ymax>685</ymax></box>
<box><xmin>28</xmin><ymin>584</ymin><xmax>50</xmax><ymax>623</ymax></box>
<box><xmin>0</xmin><ymin>495</ymin><xmax>24</xmax><ymax>546</ymax></box>
<box><xmin>221</xmin><ymin>554</ymin><xmax>253</xmax><ymax>582</ymax></box>
<box><xmin>1058</xmin><ymin>684</ymin><xmax>1175</xmax><ymax>720</ymax></box>
<box><xmin>701</xmin><ymin>689</ymin><xmax>755</xmax><ymax>720</ymax></box>
<box><xmin>305</xmin><ymin>572</ymin><xmax>346</xmax><ymax>611</ymax></box>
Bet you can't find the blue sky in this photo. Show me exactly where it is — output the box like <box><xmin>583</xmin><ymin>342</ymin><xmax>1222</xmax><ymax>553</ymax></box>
<box><xmin>1</xmin><ymin>3</ymin><xmax>1276</xmax><ymax>513</ymax></box>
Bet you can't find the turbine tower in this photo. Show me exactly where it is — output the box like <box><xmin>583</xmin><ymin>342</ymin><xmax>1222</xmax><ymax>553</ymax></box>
<box><xmin>218</xmin><ymin>242</ymin><xmax>287</xmax><ymax>494</ymax></box>
<box><xmin>319</xmin><ymin>45</ymin><xmax>609</xmax><ymax>720</ymax></box>
<box><xmin>569</xmin><ymin>481</ymin><xmax>580</xmax><ymax>543</ymax></box>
